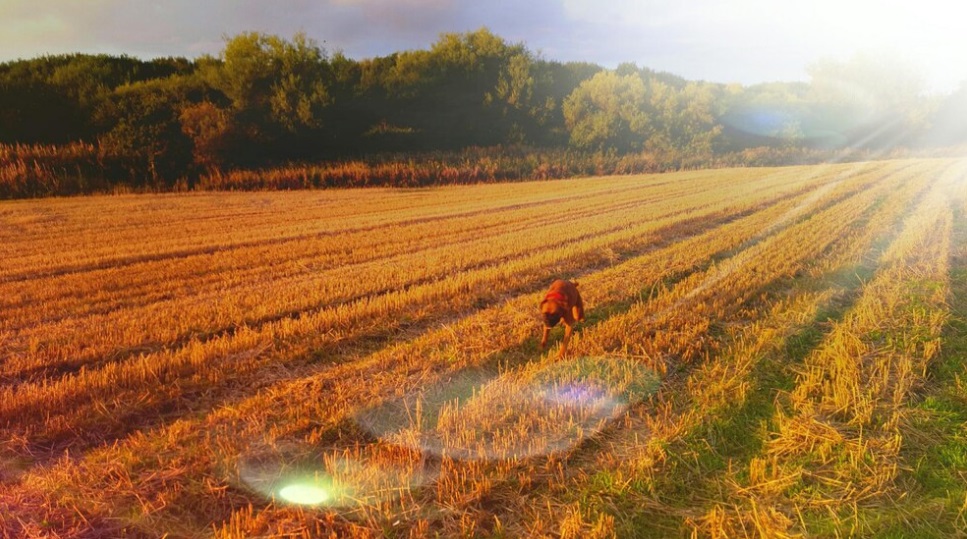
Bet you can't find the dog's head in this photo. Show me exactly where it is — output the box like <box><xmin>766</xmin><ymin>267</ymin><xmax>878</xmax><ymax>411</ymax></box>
<box><xmin>542</xmin><ymin>309</ymin><xmax>562</xmax><ymax>328</ymax></box>
<box><xmin>540</xmin><ymin>298</ymin><xmax>564</xmax><ymax>327</ymax></box>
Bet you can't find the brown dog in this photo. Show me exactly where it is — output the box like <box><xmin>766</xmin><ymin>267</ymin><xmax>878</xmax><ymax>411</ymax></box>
<box><xmin>540</xmin><ymin>279</ymin><xmax>585</xmax><ymax>358</ymax></box>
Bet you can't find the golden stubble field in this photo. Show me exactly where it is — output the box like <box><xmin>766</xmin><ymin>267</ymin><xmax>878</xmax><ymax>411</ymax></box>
<box><xmin>2</xmin><ymin>159</ymin><xmax>967</xmax><ymax>538</ymax></box>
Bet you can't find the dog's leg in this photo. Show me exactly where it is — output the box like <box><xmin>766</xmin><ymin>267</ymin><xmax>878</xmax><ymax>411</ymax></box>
<box><xmin>541</xmin><ymin>326</ymin><xmax>550</xmax><ymax>349</ymax></box>
<box><xmin>558</xmin><ymin>323</ymin><xmax>573</xmax><ymax>358</ymax></box>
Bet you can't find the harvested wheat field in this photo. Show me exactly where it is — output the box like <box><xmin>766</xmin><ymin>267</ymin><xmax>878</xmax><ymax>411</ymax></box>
<box><xmin>2</xmin><ymin>159</ymin><xmax>967</xmax><ymax>537</ymax></box>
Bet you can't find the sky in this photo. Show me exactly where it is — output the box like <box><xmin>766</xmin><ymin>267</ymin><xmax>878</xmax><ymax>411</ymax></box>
<box><xmin>1</xmin><ymin>0</ymin><xmax>965</xmax><ymax>93</ymax></box>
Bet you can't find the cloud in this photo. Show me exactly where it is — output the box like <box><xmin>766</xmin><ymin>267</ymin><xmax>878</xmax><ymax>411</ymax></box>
<box><xmin>556</xmin><ymin>0</ymin><xmax>967</xmax><ymax>91</ymax></box>
<box><xmin>563</xmin><ymin>0</ymin><xmax>701</xmax><ymax>28</ymax></box>
<box><xmin>0</xmin><ymin>0</ymin><xmax>963</xmax><ymax>91</ymax></box>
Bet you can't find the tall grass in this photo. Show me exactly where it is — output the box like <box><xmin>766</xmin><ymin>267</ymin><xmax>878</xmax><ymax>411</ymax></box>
<box><xmin>0</xmin><ymin>141</ymin><xmax>939</xmax><ymax>198</ymax></box>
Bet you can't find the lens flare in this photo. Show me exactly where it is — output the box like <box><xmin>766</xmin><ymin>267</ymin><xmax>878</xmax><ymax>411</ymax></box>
<box><xmin>278</xmin><ymin>482</ymin><xmax>330</xmax><ymax>505</ymax></box>
<box><xmin>355</xmin><ymin>356</ymin><xmax>660</xmax><ymax>461</ymax></box>
<box><xmin>722</xmin><ymin>107</ymin><xmax>797</xmax><ymax>139</ymax></box>
<box><xmin>536</xmin><ymin>381</ymin><xmax>613</xmax><ymax>414</ymax></box>
<box><xmin>235</xmin><ymin>440</ymin><xmax>434</xmax><ymax>509</ymax></box>
<box><xmin>238</xmin><ymin>357</ymin><xmax>660</xmax><ymax>509</ymax></box>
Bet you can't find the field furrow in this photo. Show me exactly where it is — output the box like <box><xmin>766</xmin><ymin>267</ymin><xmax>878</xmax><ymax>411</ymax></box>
<box><xmin>0</xmin><ymin>169</ymin><xmax>755</xmax><ymax>280</ymax></box>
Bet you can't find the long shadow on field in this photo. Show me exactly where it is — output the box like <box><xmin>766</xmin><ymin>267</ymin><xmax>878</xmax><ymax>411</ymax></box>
<box><xmin>678</xmin><ymin>263</ymin><xmax>871</xmax><ymax>467</ymax></box>
<box><xmin>605</xmin><ymin>222</ymin><xmax>909</xmax><ymax>536</ymax></box>
<box><xmin>611</xmin><ymin>268</ymin><xmax>872</xmax><ymax>536</ymax></box>
<box><xmin>897</xmin><ymin>203</ymin><xmax>967</xmax><ymax>536</ymax></box>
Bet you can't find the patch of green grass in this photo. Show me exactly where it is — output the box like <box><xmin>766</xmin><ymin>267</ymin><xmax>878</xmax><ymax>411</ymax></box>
<box><xmin>903</xmin><ymin>310</ymin><xmax>967</xmax><ymax>534</ymax></box>
<box><xmin>877</xmin><ymin>220</ymin><xmax>967</xmax><ymax>536</ymax></box>
<box><xmin>912</xmin><ymin>399</ymin><xmax>967</xmax><ymax>493</ymax></box>
<box><xmin>797</xmin><ymin>497</ymin><xmax>954</xmax><ymax>539</ymax></box>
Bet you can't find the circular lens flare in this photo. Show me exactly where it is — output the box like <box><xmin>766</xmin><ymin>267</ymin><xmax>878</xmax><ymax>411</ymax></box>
<box><xmin>355</xmin><ymin>355</ymin><xmax>660</xmax><ymax>462</ymax></box>
<box><xmin>235</xmin><ymin>440</ymin><xmax>435</xmax><ymax>509</ymax></box>
<box><xmin>278</xmin><ymin>482</ymin><xmax>330</xmax><ymax>505</ymax></box>
<box><xmin>237</xmin><ymin>357</ymin><xmax>660</xmax><ymax>510</ymax></box>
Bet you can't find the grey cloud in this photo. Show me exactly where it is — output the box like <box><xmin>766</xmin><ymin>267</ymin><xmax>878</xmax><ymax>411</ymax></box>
<box><xmin>1</xmin><ymin>0</ymin><xmax>962</xmax><ymax>90</ymax></box>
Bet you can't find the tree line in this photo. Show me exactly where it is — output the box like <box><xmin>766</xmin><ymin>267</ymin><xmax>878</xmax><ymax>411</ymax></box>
<box><xmin>1</xmin><ymin>28</ymin><xmax>965</xmax><ymax>195</ymax></box>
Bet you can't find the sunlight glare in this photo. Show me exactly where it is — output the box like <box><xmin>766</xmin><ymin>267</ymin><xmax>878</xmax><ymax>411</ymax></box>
<box><xmin>278</xmin><ymin>482</ymin><xmax>331</xmax><ymax>505</ymax></box>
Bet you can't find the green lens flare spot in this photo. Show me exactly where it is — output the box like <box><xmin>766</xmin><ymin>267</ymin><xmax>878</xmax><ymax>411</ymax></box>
<box><xmin>278</xmin><ymin>482</ymin><xmax>330</xmax><ymax>505</ymax></box>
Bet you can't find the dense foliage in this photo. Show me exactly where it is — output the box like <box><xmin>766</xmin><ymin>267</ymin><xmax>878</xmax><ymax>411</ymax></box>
<box><xmin>1</xmin><ymin>28</ymin><xmax>964</xmax><ymax>196</ymax></box>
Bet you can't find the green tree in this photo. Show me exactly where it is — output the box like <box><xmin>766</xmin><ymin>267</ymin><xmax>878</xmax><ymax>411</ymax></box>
<box><xmin>354</xmin><ymin>28</ymin><xmax>555</xmax><ymax>149</ymax></box>
<box><xmin>97</xmin><ymin>77</ymin><xmax>199</xmax><ymax>185</ymax></box>
<box><xmin>563</xmin><ymin>71</ymin><xmax>650</xmax><ymax>152</ymax></box>
<box><xmin>528</xmin><ymin>61</ymin><xmax>604</xmax><ymax>146</ymax></box>
<box><xmin>719</xmin><ymin>82</ymin><xmax>814</xmax><ymax>149</ymax></box>
<box><xmin>646</xmin><ymin>80</ymin><xmax>722</xmax><ymax>157</ymax></box>
<box><xmin>423</xmin><ymin>28</ymin><xmax>532</xmax><ymax>147</ymax></box>
<box><xmin>487</xmin><ymin>49</ymin><xmax>562</xmax><ymax>145</ymax></box>
<box><xmin>0</xmin><ymin>53</ymin><xmax>193</xmax><ymax>143</ymax></box>
<box><xmin>179</xmin><ymin>101</ymin><xmax>233</xmax><ymax>172</ymax></box>
<box><xmin>212</xmin><ymin>32</ymin><xmax>332</xmax><ymax>133</ymax></box>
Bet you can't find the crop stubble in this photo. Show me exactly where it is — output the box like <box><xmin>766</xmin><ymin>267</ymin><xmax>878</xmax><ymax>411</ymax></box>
<box><xmin>1</xmin><ymin>159</ymin><xmax>964</xmax><ymax>537</ymax></box>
